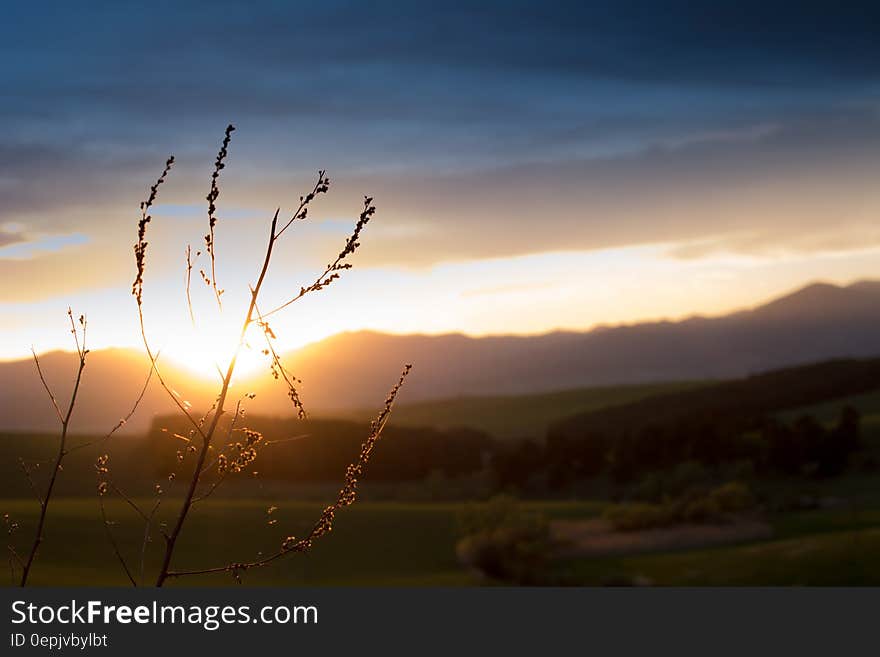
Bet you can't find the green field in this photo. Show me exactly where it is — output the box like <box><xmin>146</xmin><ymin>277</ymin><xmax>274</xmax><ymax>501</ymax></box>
<box><xmin>5</xmin><ymin>495</ymin><xmax>880</xmax><ymax>586</ymax></box>
<box><xmin>343</xmin><ymin>381</ymin><xmax>704</xmax><ymax>439</ymax></box>
<box><xmin>1</xmin><ymin>498</ymin><xmax>602</xmax><ymax>587</ymax></box>
<box><xmin>5</xmin><ymin>376</ymin><xmax>880</xmax><ymax>587</ymax></box>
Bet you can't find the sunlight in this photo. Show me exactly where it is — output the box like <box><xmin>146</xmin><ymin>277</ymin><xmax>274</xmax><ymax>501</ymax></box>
<box><xmin>159</xmin><ymin>319</ymin><xmax>269</xmax><ymax>381</ymax></box>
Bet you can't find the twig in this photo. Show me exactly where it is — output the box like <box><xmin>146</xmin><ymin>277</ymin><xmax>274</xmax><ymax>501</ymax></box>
<box><xmin>166</xmin><ymin>364</ymin><xmax>411</xmax><ymax>581</ymax></box>
<box><xmin>255</xmin><ymin>301</ymin><xmax>305</xmax><ymax>419</ymax></box>
<box><xmin>17</xmin><ymin>459</ymin><xmax>42</xmax><ymax>504</ymax></box>
<box><xmin>155</xmin><ymin>209</ymin><xmax>280</xmax><ymax>587</ymax></box>
<box><xmin>132</xmin><ymin>157</ymin><xmax>207</xmax><ymax>441</ymax></box>
<box><xmin>205</xmin><ymin>124</ymin><xmax>235</xmax><ymax>310</ymax></box>
<box><xmin>19</xmin><ymin>310</ymin><xmax>89</xmax><ymax>586</ymax></box>
<box><xmin>67</xmin><ymin>359</ymin><xmax>156</xmax><ymax>455</ymax></box>
<box><xmin>124</xmin><ymin>128</ymin><xmax>391</xmax><ymax>588</ymax></box>
<box><xmin>260</xmin><ymin>195</ymin><xmax>374</xmax><ymax>319</ymax></box>
<box><xmin>30</xmin><ymin>348</ymin><xmax>63</xmax><ymax>424</ymax></box>
<box><xmin>98</xmin><ymin>495</ymin><xmax>137</xmax><ymax>587</ymax></box>
<box><xmin>139</xmin><ymin>500</ymin><xmax>161</xmax><ymax>586</ymax></box>
<box><xmin>185</xmin><ymin>245</ymin><xmax>197</xmax><ymax>325</ymax></box>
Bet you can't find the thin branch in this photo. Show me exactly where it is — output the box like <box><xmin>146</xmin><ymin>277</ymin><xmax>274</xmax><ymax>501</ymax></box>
<box><xmin>129</xmin><ymin>129</ymin><xmax>388</xmax><ymax>588</ymax></box>
<box><xmin>166</xmin><ymin>364</ymin><xmax>411</xmax><ymax>581</ymax></box>
<box><xmin>7</xmin><ymin>545</ymin><xmax>24</xmax><ymax>570</ymax></box>
<box><xmin>131</xmin><ymin>155</ymin><xmax>207</xmax><ymax>441</ymax></box>
<box><xmin>185</xmin><ymin>244</ymin><xmax>197</xmax><ymax>325</ymax></box>
<box><xmin>30</xmin><ymin>349</ymin><xmax>63</xmax><ymax>424</ymax></box>
<box><xmin>204</xmin><ymin>124</ymin><xmax>235</xmax><ymax>310</ymax></box>
<box><xmin>260</xmin><ymin>195</ymin><xmax>375</xmax><ymax>320</ymax></box>
<box><xmin>67</xmin><ymin>359</ymin><xmax>156</xmax><ymax>455</ymax></box>
<box><xmin>7</xmin><ymin>545</ymin><xmax>24</xmax><ymax>585</ymax></box>
<box><xmin>17</xmin><ymin>459</ymin><xmax>42</xmax><ymax>504</ymax></box>
<box><xmin>155</xmin><ymin>209</ymin><xmax>279</xmax><ymax>587</ymax></box>
<box><xmin>98</xmin><ymin>495</ymin><xmax>137</xmax><ymax>587</ymax></box>
<box><xmin>273</xmin><ymin>170</ymin><xmax>330</xmax><ymax>240</ymax></box>
<box><xmin>194</xmin><ymin>433</ymin><xmax>307</xmax><ymax>505</ymax></box>
<box><xmin>19</xmin><ymin>311</ymin><xmax>89</xmax><ymax>586</ymax></box>
<box><xmin>255</xmin><ymin>301</ymin><xmax>305</xmax><ymax>419</ymax></box>
<box><xmin>199</xmin><ymin>397</ymin><xmax>245</xmax><ymax>477</ymax></box>
<box><xmin>139</xmin><ymin>500</ymin><xmax>161</xmax><ymax>586</ymax></box>
<box><xmin>138</xmin><ymin>311</ymin><xmax>206</xmax><ymax>440</ymax></box>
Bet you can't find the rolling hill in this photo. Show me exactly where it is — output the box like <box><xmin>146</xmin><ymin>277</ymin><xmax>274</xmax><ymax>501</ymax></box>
<box><xmin>2</xmin><ymin>279</ymin><xmax>880</xmax><ymax>434</ymax></box>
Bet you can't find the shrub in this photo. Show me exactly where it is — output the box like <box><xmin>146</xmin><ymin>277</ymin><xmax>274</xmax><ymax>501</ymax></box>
<box><xmin>709</xmin><ymin>481</ymin><xmax>756</xmax><ymax>512</ymax></box>
<box><xmin>630</xmin><ymin>460</ymin><xmax>711</xmax><ymax>502</ymax></box>
<box><xmin>605</xmin><ymin>480</ymin><xmax>757</xmax><ymax>531</ymax></box>
<box><xmin>455</xmin><ymin>496</ymin><xmax>558</xmax><ymax>585</ymax></box>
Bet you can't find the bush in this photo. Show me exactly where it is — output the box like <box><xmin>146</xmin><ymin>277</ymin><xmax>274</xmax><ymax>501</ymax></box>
<box><xmin>605</xmin><ymin>481</ymin><xmax>757</xmax><ymax>531</ymax></box>
<box><xmin>709</xmin><ymin>481</ymin><xmax>755</xmax><ymax>512</ymax></box>
<box><xmin>630</xmin><ymin>461</ymin><xmax>711</xmax><ymax>502</ymax></box>
<box><xmin>455</xmin><ymin>496</ymin><xmax>559</xmax><ymax>585</ymax></box>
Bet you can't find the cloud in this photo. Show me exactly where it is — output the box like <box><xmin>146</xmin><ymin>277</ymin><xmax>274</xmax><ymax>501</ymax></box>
<box><xmin>0</xmin><ymin>233</ymin><xmax>90</xmax><ymax>260</ymax></box>
<box><xmin>0</xmin><ymin>227</ymin><xmax>26</xmax><ymax>249</ymax></box>
<box><xmin>1</xmin><ymin>0</ymin><xmax>880</xmax><ymax>286</ymax></box>
<box><xmin>344</xmin><ymin>107</ymin><xmax>880</xmax><ymax>266</ymax></box>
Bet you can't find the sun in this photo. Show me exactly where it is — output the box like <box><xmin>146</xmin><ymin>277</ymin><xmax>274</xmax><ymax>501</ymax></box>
<box><xmin>159</xmin><ymin>320</ymin><xmax>269</xmax><ymax>381</ymax></box>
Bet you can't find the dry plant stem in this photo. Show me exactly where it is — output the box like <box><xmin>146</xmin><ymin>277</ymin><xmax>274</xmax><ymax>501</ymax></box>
<box><xmin>98</xmin><ymin>475</ymin><xmax>161</xmax><ymax>587</ymax></box>
<box><xmin>133</xmin><ymin>141</ymin><xmax>374</xmax><ymax>586</ymax></box>
<box><xmin>260</xmin><ymin>195</ymin><xmax>372</xmax><ymax>320</ymax></box>
<box><xmin>255</xmin><ymin>302</ymin><xmax>304</xmax><ymax>419</ymax></box>
<box><xmin>185</xmin><ymin>245</ymin><xmax>196</xmax><ymax>325</ymax></box>
<box><xmin>19</xmin><ymin>312</ymin><xmax>88</xmax><ymax>586</ymax></box>
<box><xmin>18</xmin><ymin>459</ymin><xmax>43</xmax><ymax>504</ymax></box>
<box><xmin>165</xmin><ymin>365</ymin><xmax>410</xmax><ymax>581</ymax></box>
<box><xmin>138</xmin><ymin>310</ymin><xmax>206</xmax><ymax>441</ymax></box>
<box><xmin>67</xmin><ymin>362</ymin><xmax>155</xmax><ymax>455</ymax></box>
<box><xmin>154</xmin><ymin>210</ymin><xmax>279</xmax><ymax>587</ymax></box>
<box><xmin>133</xmin><ymin>157</ymin><xmax>206</xmax><ymax>440</ymax></box>
<box><xmin>205</xmin><ymin>124</ymin><xmax>235</xmax><ymax>310</ymax></box>
<box><xmin>8</xmin><ymin>546</ymin><xmax>24</xmax><ymax>581</ymax></box>
<box><xmin>192</xmin><ymin>399</ymin><xmax>246</xmax><ymax>503</ymax></box>
<box><xmin>99</xmin><ymin>496</ymin><xmax>137</xmax><ymax>586</ymax></box>
<box><xmin>139</xmin><ymin>500</ymin><xmax>160</xmax><ymax>585</ymax></box>
<box><xmin>193</xmin><ymin>395</ymin><xmax>241</xmax><ymax>477</ymax></box>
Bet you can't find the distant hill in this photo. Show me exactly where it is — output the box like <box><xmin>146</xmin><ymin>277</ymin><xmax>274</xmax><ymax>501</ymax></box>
<box><xmin>549</xmin><ymin>357</ymin><xmax>880</xmax><ymax>441</ymax></box>
<box><xmin>0</xmin><ymin>349</ymin><xmax>218</xmax><ymax>436</ymax></box>
<box><xmin>2</xmin><ymin>279</ymin><xmax>880</xmax><ymax>434</ymax></box>
<box><xmin>543</xmin><ymin>357</ymin><xmax>880</xmax><ymax>482</ymax></box>
<box><xmin>339</xmin><ymin>381</ymin><xmax>704</xmax><ymax>439</ymax></box>
<box><xmin>274</xmin><ymin>280</ymin><xmax>880</xmax><ymax>409</ymax></box>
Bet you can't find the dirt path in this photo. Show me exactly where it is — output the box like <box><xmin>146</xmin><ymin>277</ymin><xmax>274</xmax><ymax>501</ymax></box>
<box><xmin>553</xmin><ymin>517</ymin><xmax>773</xmax><ymax>557</ymax></box>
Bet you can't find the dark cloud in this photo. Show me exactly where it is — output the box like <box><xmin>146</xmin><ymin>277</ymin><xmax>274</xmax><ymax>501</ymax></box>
<box><xmin>2</xmin><ymin>1</ymin><xmax>880</xmax><ymax>267</ymax></box>
<box><xmin>0</xmin><ymin>228</ymin><xmax>26</xmax><ymax>249</ymax></box>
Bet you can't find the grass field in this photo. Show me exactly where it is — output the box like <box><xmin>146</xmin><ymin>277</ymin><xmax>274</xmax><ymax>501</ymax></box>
<box><xmin>1</xmin><ymin>498</ymin><xmax>602</xmax><ymax>587</ymax></box>
<box><xmin>5</xmin><ymin>495</ymin><xmax>880</xmax><ymax>586</ymax></box>
<box><xmin>4</xmin><ymin>382</ymin><xmax>880</xmax><ymax>587</ymax></box>
<box><xmin>342</xmin><ymin>381</ymin><xmax>704</xmax><ymax>439</ymax></box>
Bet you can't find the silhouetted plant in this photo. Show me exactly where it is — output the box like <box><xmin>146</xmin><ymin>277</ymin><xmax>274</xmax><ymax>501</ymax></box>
<box><xmin>9</xmin><ymin>309</ymin><xmax>89</xmax><ymax>586</ymax></box>
<box><xmin>101</xmin><ymin>125</ymin><xmax>410</xmax><ymax>586</ymax></box>
<box><xmin>7</xmin><ymin>308</ymin><xmax>155</xmax><ymax>586</ymax></box>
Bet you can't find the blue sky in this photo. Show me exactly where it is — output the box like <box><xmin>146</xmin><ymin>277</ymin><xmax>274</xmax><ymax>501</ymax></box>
<box><xmin>3</xmin><ymin>1</ymin><xmax>880</xmax><ymax>362</ymax></box>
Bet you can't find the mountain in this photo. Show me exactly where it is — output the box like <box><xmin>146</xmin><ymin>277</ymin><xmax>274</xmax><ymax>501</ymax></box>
<box><xmin>0</xmin><ymin>348</ymin><xmax>217</xmax><ymax>435</ymax></box>
<box><xmin>2</xmin><ymin>280</ymin><xmax>880</xmax><ymax>434</ymax></box>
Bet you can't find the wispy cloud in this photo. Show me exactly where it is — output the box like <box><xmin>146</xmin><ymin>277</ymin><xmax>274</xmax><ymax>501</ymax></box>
<box><xmin>0</xmin><ymin>233</ymin><xmax>89</xmax><ymax>260</ymax></box>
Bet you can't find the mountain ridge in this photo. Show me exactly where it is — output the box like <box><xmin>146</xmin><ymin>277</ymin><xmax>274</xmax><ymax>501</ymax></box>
<box><xmin>2</xmin><ymin>279</ymin><xmax>880</xmax><ymax>434</ymax></box>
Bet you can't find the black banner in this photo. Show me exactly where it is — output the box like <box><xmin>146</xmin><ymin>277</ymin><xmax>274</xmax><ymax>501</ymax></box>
<box><xmin>0</xmin><ymin>588</ymin><xmax>874</xmax><ymax>655</ymax></box>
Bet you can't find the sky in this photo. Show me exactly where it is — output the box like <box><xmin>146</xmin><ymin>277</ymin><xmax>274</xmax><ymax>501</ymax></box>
<box><xmin>2</xmin><ymin>1</ymin><xmax>880</xmax><ymax>371</ymax></box>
